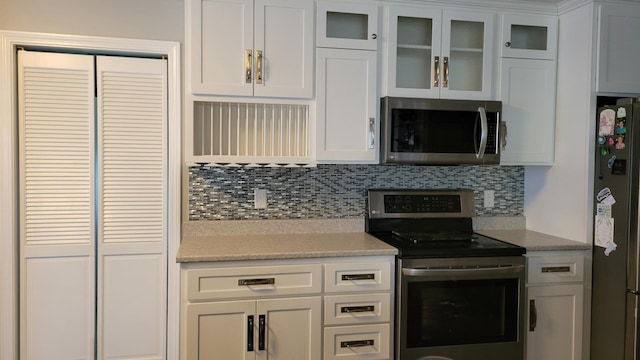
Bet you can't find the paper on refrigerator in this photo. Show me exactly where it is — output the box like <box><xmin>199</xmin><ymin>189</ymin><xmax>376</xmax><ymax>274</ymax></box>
<box><xmin>595</xmin><ymin>187</ymin><xmax>617</xmax><ymax>255</ymax></box>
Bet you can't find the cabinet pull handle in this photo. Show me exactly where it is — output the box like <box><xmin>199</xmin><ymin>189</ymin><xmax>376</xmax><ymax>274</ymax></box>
<box><xmin>541</xmin><ymin>266</ymin><xmax>571</xmax><ymax>273</ymax></box>
<box><xmin>433</xmin><ymin>56</ymin><xmax>440</xmax><ymax>87</ymax></box>
<box><xmin>529</xmin><ymin>299</ymin><xmax>537</xmax><ymax>332</ymax></box>
<box><xmin>443</xmin><ymin>56</ymin><xmax>449</xmax><ymax>88</ymax></box>
<box><xmin>505</xmin><ymin>41</ymin><xmax>512</xmax><ymax>47</ymax></box>
<box><xmin>342</xmin><ymin>273</ymin><xmax>375</xmax><ymax>281</ymax></box>
<box><xmin>500</xmin><ymin>120</ymin><xmax>508</xmax><ymax>150</ymax></box>
<box><xmin>238</xmin><ymin>278</ymin><xmax>275</xmax><ymax>286</ymax></box>
<box><xmin>247</xmin><ymin>315</ymin><xmax>254</xmax><ymax>351</ymax></box>
<box><xmin>256</xmin><ymin>50</ymin><xmax>263</xmax><ymax>84</ymax></box>
<box><xmin>341</xmin><ymin>305</ymin><xmax>375</xmax><ymax>313</ymax></box>
<box><xmin>368</xmin><ymin>118</ymin><xmax>375</xmax><ymax>149</ymax></box>
<box><xmin>341</xmin><ymin>339</ymin><xmax>374</xmax><ymax>348</ymax></box>
<box><xmin>258</xmin><ymin>315</ymin><xmax>266</xmax><ymax>351</ymax></box>
<box><xmin>245</xmin><ymin>49</ymin><xmax>252</xmax><ymax>83</ymax></box>
<box><xmin>371</xmin><ymin>33</ymin><xmax>377</xmax><ymax>39</ymax></box>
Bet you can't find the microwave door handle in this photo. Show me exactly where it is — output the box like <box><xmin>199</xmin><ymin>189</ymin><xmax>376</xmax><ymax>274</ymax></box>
<box><xmin>476</xmin><ymin>107</ymin><xmax>488</xmax><ymax>159</ymax></box>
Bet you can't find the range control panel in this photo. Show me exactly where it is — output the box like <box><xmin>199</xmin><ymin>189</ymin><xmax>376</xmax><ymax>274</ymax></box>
<box><xmin>368</xmin><ymin>189</ymin><xmax>475</xmax><ymax>219</ymax></box>
<box><xmin>384</xmin><ymin>194</ymin><xmax>461</xmax><ymax>213</ymax></box>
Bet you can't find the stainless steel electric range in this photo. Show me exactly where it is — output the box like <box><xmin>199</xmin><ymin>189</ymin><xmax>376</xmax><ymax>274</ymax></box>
<box><xmin>365</xmin><ymin>189</ymin><xmax>526</xmax><ymax>360</ymax></box>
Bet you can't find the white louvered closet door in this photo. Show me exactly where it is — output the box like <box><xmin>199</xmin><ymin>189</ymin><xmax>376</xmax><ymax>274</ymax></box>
<box><xmin>19</xmin><ymin>51</ymin><xmax>168</xmax><ymax>360</ymax></box>
<box><xmin>96</xmin><ymin>56</ymin><xmax>167</xmax><ymax>360</ymax></box>
<box><xmin>18</xmin><ymin>51</ymin><xmax>96</xmax><ymax>360</ymax></box>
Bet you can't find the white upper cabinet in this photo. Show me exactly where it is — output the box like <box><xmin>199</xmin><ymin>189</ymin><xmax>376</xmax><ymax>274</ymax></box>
<box><xmin>316</xmin><ymin>48</ymin><xmax>378</xmax><ymax>163</ymax></box>
<box><xmin>498</xmin><ymin>13</ymin><xmax>558</xmax><ymax>165</ymax></box>
<box><xmin>317</xmin><ymin>1</ymin><xmax>379</xmax><ymax>50</ymax></box>
<box><xmin>384</xmin><ymin>6</ymin><xmax>495</xmax><ymax>100</ymax></box>
<box><xmin>187</xmin><ymin>0</ymin><xmax>314</xmax><ymax>98</ymax></box>
<box><xmin>499</xmin><ymin>58</ymin><xmax>557</xmax><ymax>165</ymax></box>
<box><xmin>596</xmin><ymin>4</ymin><xmax>640</xmax><ymax>93</ymax></box>
<box><xmin>500</xmin><ymin>14</ymin><xmax>558</xmax><ymax>60</ymax></box>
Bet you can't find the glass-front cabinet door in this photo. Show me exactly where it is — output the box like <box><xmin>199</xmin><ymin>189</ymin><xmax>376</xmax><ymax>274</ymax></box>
<box><xmin>384</xmin><ymin>6</ymin><xmax>494</xmax><ymax>100</ymax></box>
<box><xmin>317</xmin><ymin>1</ymin><xmax>379</xmax><ymax>50</ymax></box>
<box><xmin>385</xmin><ymin>6</ymin><xmax>442</xmax><ymax>98</ymax></box>
<box><xmin>500</xmin><ymin>14</ymin><xmax>558</xmax><ymax>60</ymax></box>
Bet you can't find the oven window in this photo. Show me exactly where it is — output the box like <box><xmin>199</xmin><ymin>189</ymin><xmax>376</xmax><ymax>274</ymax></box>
<box><xmin>390</xmin><ymin>108</ymin><xmax>498</xmax><ymax>154</ymax></box>
<box><xmin>406</xmin><ymin>278</ymin><xmax>519</xmax><ymax>347</ymax></box>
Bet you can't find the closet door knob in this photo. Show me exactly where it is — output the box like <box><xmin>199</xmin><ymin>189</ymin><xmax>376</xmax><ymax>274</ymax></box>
<box><xmin>505</xmin><ymin>41</ymin><xmax>511</xmax><ymax>47</ymax></box>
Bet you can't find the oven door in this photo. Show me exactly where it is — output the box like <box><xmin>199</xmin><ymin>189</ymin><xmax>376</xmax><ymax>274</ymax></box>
<box><xmin>397</xmin><ymin>256</ymin><xmax>525</xmax><ymax>360</ymax></box>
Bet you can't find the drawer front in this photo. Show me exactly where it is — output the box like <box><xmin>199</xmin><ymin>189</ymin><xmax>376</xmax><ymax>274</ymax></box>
<box><xmin>324</xmin><ymin>324</ymin><xmax>390</xmax><ymax>360</ymax></box>
<box><xmin>186</xmin><ymin>264</ymin><xmax>322</xmax><ymax>301</ymax></box>
<box><xmin>324</xmin><ymin>293</ymin><xmax>391</xmax><ymax>326</ymax></box>
<box><xmin>325</xmin><ymin>262</ymin><xmax>392</xmax><ymax>293</ymax></box>
<box><xmin>527</xmin><ymin>255</ymin><xmax>584</xmax><ymax>284</ymax></box>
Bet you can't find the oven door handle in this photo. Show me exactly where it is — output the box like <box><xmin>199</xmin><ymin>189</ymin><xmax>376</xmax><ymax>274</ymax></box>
<box><xmin>402</xmin><ymin>264</ymin><xmax>525</xmax><ymax>277</ymax></box>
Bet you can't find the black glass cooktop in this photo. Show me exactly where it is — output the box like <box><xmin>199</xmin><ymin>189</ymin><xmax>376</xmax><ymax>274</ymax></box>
<box><xmin>370</xmin><ymin>230</ymin><xmax>525</xmax><ymax>258</ymax></box>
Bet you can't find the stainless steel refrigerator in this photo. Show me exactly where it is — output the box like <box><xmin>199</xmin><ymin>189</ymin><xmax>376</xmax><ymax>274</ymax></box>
<box><xmin>592</xmin><ymin>97</ymin><xmax>640</xmax><ymax>359</ymax></box>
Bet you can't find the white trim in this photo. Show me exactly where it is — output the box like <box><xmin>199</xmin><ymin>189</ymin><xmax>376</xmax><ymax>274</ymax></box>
<box><xmin>0</xmin><ymin>30</ymin><xmax>181</xmax><ymax>360</ymax></box>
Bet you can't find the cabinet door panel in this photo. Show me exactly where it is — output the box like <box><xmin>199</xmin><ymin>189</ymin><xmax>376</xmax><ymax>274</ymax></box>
<box><xmin>316</xmin><ymin>48</ymin><xmax>377</xmax><ymax>163</ymax></box>
<box><xmin>186</xmin><ymin>301</ymin><xmax>255</xmax><ymax>360</ymax></box>
<box><xmin>596</xmin><ymin>5</ymin><xmax>640</xmax><ymax>93</ymax></box>
<box><xmin>254</xmin><ymin>0</ymin><xmax>313</xmax><ymax>98</ymax></box>
<box><xmin>191</xmin><ymin>0</ymin><xmax>253</xmax><ymax>96</ymax></box>
<box><xmin>527</xmin><ymin>285</ymin><xmax>583</xmax><ymax>360</ymax></box>
<box><xmin>257</xmin><ymin>297</ymin><xmax>321</xmax><ymax>360</ymax></box>
<box><xmin>384</xmin><ymin>6</ymin><xmax>441</xmax><ymax>98</ymax></box>
<box><xmin>440</xmin><ymin>10</ymin><xmax>494</xmax><ymax>100</ymax></box>
<box><xmin>499</xmin><ymin>58</ymin><xmax>556</xmax><ymax>165</ymax></box>
<box><xmin>500</xmin><ymin>14</ymin><xmax>558</xmax><ymax>60</ymax></box>
<box><xmin>317</xmin><ymin>1</ymin><xmax>379</xmax><ymax>50</ymax></box>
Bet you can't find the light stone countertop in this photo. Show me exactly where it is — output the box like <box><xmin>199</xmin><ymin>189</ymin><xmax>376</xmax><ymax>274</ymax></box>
<box><xmin>476</xmin><ymin>229</ymin><xmax>591</xmax><ymax>252</ymax></box>
<box><xmin>177</xmin><ymin>232</ymin><xmax>397</xmax><ymax>263</ymax></box>
<box><xmin>177</xmin><ymin>217</ymin><xmax>590</xmax><ymax>263</ymax></box>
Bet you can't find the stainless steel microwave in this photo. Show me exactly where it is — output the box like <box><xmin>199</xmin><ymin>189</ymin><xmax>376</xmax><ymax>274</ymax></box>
<box><xmin>380</xmin><ymin>97</ymin><xmax>503</xmax><ymax>165</ymax></box>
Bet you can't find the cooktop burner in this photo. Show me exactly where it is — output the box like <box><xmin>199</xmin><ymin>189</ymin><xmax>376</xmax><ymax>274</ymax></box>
<box><xmin>365</xmin><ymin>189</ymin><xmax>526</xmax><ymax>258</ymax></box>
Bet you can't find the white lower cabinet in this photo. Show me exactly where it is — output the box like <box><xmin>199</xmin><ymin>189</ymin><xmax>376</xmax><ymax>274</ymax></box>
<box><xmin>526</xmin><ymin>252</ymin><xmax>585</xmax><ymax>360</ymax></box>
<box><xmin>322</xmin><ymin>260</ymin><xmax>393</xmax><ymax>359</ymax></box>
<box><xmin>181</xmin><ymin>256</ymin><xmax>394</xmax><ymax>360</ymax></box>
<box><xmin>185</xmin><ymin>297</ymin><xmax>321</xmax><ymax>360</ymax></box>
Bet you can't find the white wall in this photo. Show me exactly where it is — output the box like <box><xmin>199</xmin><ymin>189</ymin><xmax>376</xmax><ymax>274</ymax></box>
<box><xmin>0</xmin><ymin>0</ymin><xmax>183</xmax><ymax>42</ymax></box>
<box><xmin>524</xmin><ymin>2</ymin><xmax>595</xmax><ymax>244</ymax></box>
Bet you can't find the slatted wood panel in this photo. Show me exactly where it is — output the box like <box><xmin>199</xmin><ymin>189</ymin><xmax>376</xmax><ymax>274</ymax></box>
<box><xmin>193</xmin><ymin>101</ymin><xmax>309</xmax><ymax>158</ymax></box>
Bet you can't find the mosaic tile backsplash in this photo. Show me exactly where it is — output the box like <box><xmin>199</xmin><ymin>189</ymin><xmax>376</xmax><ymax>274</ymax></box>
<box><xmin>189</xmin><ymin>164</ymin><xmax>524</xmax><ymax>220</ymax></box>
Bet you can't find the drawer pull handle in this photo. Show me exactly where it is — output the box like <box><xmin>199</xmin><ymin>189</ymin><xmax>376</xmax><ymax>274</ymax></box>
<box><xmin>238</xmin><ymin>278</ymin><xmax>275</xmax><ymax>286</ymax></box>
<box><xmin>341</xmin><ymin>339</ymin><xmax>374</xmax><ymax>348</ymax></box>
<box><xmin>342</xmin><ymin>273</ymin><xmax>375</xmax><ymax>281</ymax></box>
<box><xmin>341</xmin><ymin>305</ymin><xmax>375</xmax><ymax>313</ymax></box>
<box><xmin>541</xmin><ymin>266</ymin><xmax>571</xmax><ymax>273</ymax></box>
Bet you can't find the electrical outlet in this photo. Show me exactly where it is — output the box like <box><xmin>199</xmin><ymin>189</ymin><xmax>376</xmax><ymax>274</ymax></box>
<box><xmin>484</xmin><ymin>190</ymin><xmax>495</xmax><ymax>208</ymax></box>
<box><xmin>254</xmin><ymin>189</ymin><xmax>267</xmax><ymax>209</ymax></box>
